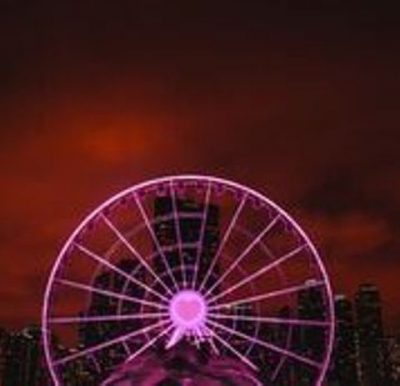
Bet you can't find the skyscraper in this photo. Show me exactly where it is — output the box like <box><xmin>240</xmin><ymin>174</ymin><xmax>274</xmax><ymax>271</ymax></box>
<box><xmin>329</xmin><ymin>295</ymin><xmax>358</xmax><ymax>386</ymax></box>
<box><xmin>296</xmin><ymin>280</ymin><xmax>326</xmax><ymax>386</ymax></box>
<box><xmin>355</xmin><ymin>284</ymin><xmax>388</xmax><ymax>386</ymax></box>
<box><xmin>2</xmin><ymin>326</ymin><xmax>49</xmax><ymax>386</ymax></box>
<box><xmin>386</xmin><ymin>334</ymin><xmax>400</xmax><ymax>384</ymax></box>
<box><xmin>153</xmin><ymin>196</ymin><xmax>219</xmax><ymax>289</ymax></box>
<box><xmin>78</xmin><ymin>258</ymin><xmax>146</xmax><ymax>381</ymax></box>
<box><xmin>262</xmin><ymin>306</ymin><xmax>293</xmax><ymax>386</ymax></box>
<box><xmin>0</xmin><ymin>327</ymin><xmax>9</xmax><ymax>383</ymax></box>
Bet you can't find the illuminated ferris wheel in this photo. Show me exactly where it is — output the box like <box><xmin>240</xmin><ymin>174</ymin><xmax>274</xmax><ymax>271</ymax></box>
<box><xmin>42</xmin><ymin>175</ymin><xmax>335</xmax><ymax>385</ymax></box>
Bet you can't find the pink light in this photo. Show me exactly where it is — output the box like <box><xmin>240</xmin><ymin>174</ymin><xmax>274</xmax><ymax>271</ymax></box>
<box><xmin>166</xmin><ymin>290</ymin><xmax>207</xmax><ymax>349</ymax></box>
<box><xmin>169</xmin><ymin>290</ymin><xmax>207</xmax><ymax>330</ymax></box>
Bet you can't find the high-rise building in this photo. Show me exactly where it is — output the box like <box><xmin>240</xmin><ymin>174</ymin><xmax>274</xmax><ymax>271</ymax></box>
<box><xmin>0</xmin><ymin>327</ymin><xmax>10</xmax><ymax>383</ymax></box>
<box><xmin>229</xmin><ymin>303</ymin><xmax>258</xmax><ymax>360</ymax></box>
<box><xmin>2</xmin><ymin>326</ymin><xmax>49</xmax><ymax>386</ymax></box>
<box><xmin>78</xmin><ymin>258</ymin><xmax>146</xmax><ymax>382</ymax></box>
<box><xmin>355</xmin><ymin>284</ymin><xmax>388</xmax><ymax>386</ymax></box>
<box><xmin>296</xmin><ymin>280</ymin><xmax>327</xmax><ymax>386</ymax></box>
<box><xmin>55</xmin><ymin>344</ymin><xmax>98</xmax><ymax>385</ymax></box>
<box><xmin>263</xmin><ymin>306</ymin><xmax>293</xmax><ymax>386</ymax></box>
<box><xmin>384</xmin><ymin>335</ymin><xmax>400</xmax><ymax>385</ymax></box>
<box><xmin>329</xmin><ymin>295</ymin><xmax>358</xmax><ymax>386</ymax></box>
<box><xmin>153</xmin><ymin>196</ymin><xmax>219</xmax><ymax>289</ymax></box>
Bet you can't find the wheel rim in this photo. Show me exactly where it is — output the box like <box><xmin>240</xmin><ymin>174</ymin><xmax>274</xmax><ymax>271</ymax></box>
<box><xmin>42</xmin><ymin>175</ymin><xmax>335</xmax><ymax>385</ymax></box>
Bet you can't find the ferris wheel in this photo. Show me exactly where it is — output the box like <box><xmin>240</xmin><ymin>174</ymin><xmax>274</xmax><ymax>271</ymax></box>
<box><xmin>42</xmin><ymin>175</ymin><xmax>335</xmax><ymax>385</ymax></box>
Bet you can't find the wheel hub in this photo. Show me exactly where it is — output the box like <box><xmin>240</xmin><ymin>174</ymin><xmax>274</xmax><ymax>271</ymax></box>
<box><xmin>169</xmin><ymin>290</ymin><xmax>207</xmax><ymax>331</ymax></box>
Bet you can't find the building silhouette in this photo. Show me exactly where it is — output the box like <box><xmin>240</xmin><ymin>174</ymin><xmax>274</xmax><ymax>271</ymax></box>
<box><xmin>262</xmin><ymin>306</ymin><xmax>293</xmax><ymax>386</ymax></box>
<box><xmin>295</xmin><ymin>280</ymin><xmax>327</xmax><ymax>386</ymax></box>
<box><xmin>78</xmin><ymin>258</ymin><xmax>146</xmax><ymax>383</ymax></box>
<box><xmin>355</xmin><ymin>283</ymin><xmax>389</xmax><ymax>386</ymax></box>
<box><xmin>153</xmin><ymin>195</ymin><xmax>220</xmax><ymax>288</ymax></box>
<box><xmin>1</xmin><ymin>326</ymin><xmax>49</xmax><ymax>386</ymax></box>
<box><xmin>386</xmin><ymin>335</ymin><xmax>400</xmax><ymax>384</ymax></box>
<box><xmin>328</xmin><ymin>295</ymin><xmax>358</xmax><ymax>386</ymax></box>
<box><xmin>0</xmin><ymin>327</ymin><xmax>9</xmax><ymax>380</ymax></box>
<box><xmin>0</xmin><ymin>282</ymin><xmax>399</xmax><ymax>385</ymax></box>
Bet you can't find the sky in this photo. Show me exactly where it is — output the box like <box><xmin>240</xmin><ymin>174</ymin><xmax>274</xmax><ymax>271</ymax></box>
<box><xmin>1</xmin><ymin>2</ymin><xmax>399</xmax><ymax>333</ymax></box>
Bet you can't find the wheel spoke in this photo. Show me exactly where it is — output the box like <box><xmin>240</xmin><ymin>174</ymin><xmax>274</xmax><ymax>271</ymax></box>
<box><xmin>208</xmin><ymin>280</ymin><xmax>324</xmax><ymax>311</ymax></box>
<box><xmin>198</xmin><ymin>194</ymin><xmax>247</xmax><ymax>293</ymax></box>
<box><xmin>204</xmin><ymin>324</ymin><xmax>259</xmax><ymax>372</ymax></box>
<box><xmin>54</xmin><ymin>319</ymin><xmax>170</xmax><ymax>366</ymax></box>
<box><xmin>192</xmin><ymin>330</ymin><xmax>201</xmax><ymax>348</ymax></box>
<box><xmin>125</xmin><ymin>323</ymin><xmax>174</xmax><ymax>362</ymax></box>
<box><xmin>271</xmin><ymin>353</ymin><xmax>287</xmax><ymax>382</ymax></box>
<box><xmin>134</xmin><ymin>193</ymin><xmax>180</xmax><ymax>292</ymax></box>
<box><xmin>192</xmin><ymin>181</ymin><xmax>212</xmax><ymax>290</ymax></box>
<box><xmin>208</xmin><ymin>313</ymin><xmax>329</xmax><ymax>328</ymax></box>
<box><xmin>208</xmin><ymin>335</ymin><xmax>220</xmax><ymax>355</ymax></box>
<box><xmin>74</xmin><ymin>242</ymin><xmax>170</xmax><ymax>303</ymax></box>
<box><xmin>166</xmin><ymin>326</ymin><xmax>184</xmax><ymax>349</ymax></box>
<box><xmin>208</xmin><ymin>319</ymin><xmax>322</xmax><ymax>369</ymax></box>
<box><xmin>100</xmin><ymin>213</ymin><xmax>173</xmax><ymax>296</ymax></box>
<box><xmin>50</xmin><ymin>312</ymin><xmax>168</xmax><ymax>325</ymax></box>
<box><xmin>204</xmin><ymin>215</ymin><xmax>281</xmax><ymax>298</ymax></box>
<box><xmin>56</xmin><ymin>278</ymin><xmax>168</xmax><ymax>310</ymax></box>
<box><xmin>207</xmin><ymin>244</ymin><xmax>307</xmax><ymax>304</ymax></box>
<box><xmin>170</xmin><ymin>180</ymin><xmax>187</xmax><ymax>288</ymax></box>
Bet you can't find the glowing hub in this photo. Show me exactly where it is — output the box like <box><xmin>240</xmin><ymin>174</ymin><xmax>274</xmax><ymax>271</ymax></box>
<box><xmin>169</xmin><ymin>290</ymin><xmax>207</xmax><ymax>331</ymax></box>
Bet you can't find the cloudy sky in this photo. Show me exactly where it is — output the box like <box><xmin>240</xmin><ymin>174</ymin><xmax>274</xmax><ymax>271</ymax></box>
<box><xmin>1</xmin><ymin>2</ymin><xmax>399</xmax><ymax>332</ymax></box>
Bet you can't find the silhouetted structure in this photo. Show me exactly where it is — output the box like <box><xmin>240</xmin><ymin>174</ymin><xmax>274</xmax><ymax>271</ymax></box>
<box><xmin>386</xmin><ymin>335</ymin><xmax>400</xmax><ymax>384</ymax></box>
<box><xmin>355</xmin><ymin>284</ymin><xmax>388</xmax><ymax>386</ymax></box>
<box><xmin>153</xmin><ymin>195</ymin><xmax>220</xmax><ymax>288</ymax></box>
<box><xmin>78</xmin><ymin>258</ymin><xmax>146</xmax><ymax>383</ymax></box>
<box><xmin>2</xmin><ymin>326</ymin><xmax>48</xmax><ymax>386</ymax></box>
<box><xmin>328</xmin><ymin>295</ymin><xmax>358</xmax><ymax>386</ymax></box>
<box><xmin>0</xmin><ymin>282</ymin><xmax>399</xmax><ymax>385</ymax></box>
<box><xmin>0</xmin><ymin>328</ymin><xmax>9</xmax><ymax>381</ymax></box>
<box><xmin>295</xmin><ymin>280</ymin><xmax>326</xmax><ymax>386</ymax></box>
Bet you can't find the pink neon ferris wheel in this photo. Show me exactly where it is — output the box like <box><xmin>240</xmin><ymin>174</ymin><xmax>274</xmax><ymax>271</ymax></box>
<box><xmin>42</xmin><ymin>175</ymin><xmax>335</xmax><ymax>385</ymax></box>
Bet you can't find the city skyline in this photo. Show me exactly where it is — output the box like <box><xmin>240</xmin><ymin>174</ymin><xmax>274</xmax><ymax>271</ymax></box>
<box><xmin>1</xmin><ymin>281</ymin><xmax>399</xmax><ymax>385</ymax></box>
<box><xmin>0</xmin><ymin>192</ymin><xmax>396</xmax><ymax>385</ymax></box>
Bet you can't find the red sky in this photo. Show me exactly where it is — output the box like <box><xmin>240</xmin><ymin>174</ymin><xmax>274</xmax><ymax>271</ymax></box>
<box><xmin>1</xmin><ymin>2</ymin><xmax>400</xmax><ymax>333</ymax></box>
